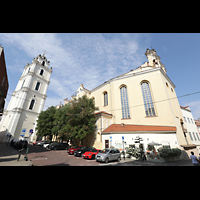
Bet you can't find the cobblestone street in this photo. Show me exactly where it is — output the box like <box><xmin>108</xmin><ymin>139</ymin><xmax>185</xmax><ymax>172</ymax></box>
<box><xmin>0</xmin><ymin>143</ymin><xmax>194</xmax><ymax>166</ymax></box>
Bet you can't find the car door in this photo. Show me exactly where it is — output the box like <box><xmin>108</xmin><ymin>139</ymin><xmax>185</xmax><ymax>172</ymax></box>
<box><xmin>113</xmin><ymin>149</ymin><xmax>118</xmax><ymax>160</ymax></box>
<box><xmin>109</xmin><ymin>150</ymin><xmax>115</xmax><ymax>161</ymax></box>
<box><xmin>58</xmin><ymin>143</ymin><xmax>62</xmax><ymax>150</ymax></box>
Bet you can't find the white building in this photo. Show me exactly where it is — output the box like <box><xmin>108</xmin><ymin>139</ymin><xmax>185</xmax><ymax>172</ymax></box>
<box><xmin>0</xmin><ymin>54</ymin><xmax>52</xmax><ymax>142</ymax></box>
<box><xmin>180</xmin><ymin>106</ymin><xmax>200</xmax><ymax>152</ymax></box>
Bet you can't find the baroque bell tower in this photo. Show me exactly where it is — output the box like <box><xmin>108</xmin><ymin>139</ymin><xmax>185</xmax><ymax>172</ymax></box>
<box><xmin>0</xmin><ymin>54</ymin><xmax>52</xmax><ymax>142</ymax></box>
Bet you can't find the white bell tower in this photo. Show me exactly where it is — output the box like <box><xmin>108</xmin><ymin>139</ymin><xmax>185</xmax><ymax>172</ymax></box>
<box><xmin>0</xmin><ymin>54</ymin><xmax>52</xmax><ymax>142</ymax></box>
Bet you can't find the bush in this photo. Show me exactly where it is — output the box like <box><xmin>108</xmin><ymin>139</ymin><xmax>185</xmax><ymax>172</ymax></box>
<box><xmin>159</xmin><ymin>148</ymin><xmax>181</xmax><ymax>158</ymax></box>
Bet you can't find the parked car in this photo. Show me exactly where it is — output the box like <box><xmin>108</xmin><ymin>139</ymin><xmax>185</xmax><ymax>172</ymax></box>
<box><xmin>68</xmin><ymin>146</ymin><xmax>82</xmax><ymax>155</ymax></box>
<box><xmin>74</xmin><ymin>147</ymin><xmax>95</xmax><ymax>157</ymax></box>
<box><xmin>43</xmin><ymin>141</ymin><xmax>53</xmax><ymax>148</ymax></box>
<box><xmin>37</xmin><ymin>140</ymin><xmax>48</xmax><ymax>146</ymax></box>
<box><xmin>83</xmin><ymin>149</ymin><xmax>102</xmax><ymax>160</ymax></box>
<box><xmin>33</xmin><ymin>141</ymin><xmax>40</xmax><ymax>145</ymax></box>
<box><xmin>95</xmin><ymin>148</ymin><xmax>121</xmax><ymax>163</ymax></box>
<box><xmin>48</xmin><ymin>142</ymin><xmax>69</xmax><ymax>150</ymax></box>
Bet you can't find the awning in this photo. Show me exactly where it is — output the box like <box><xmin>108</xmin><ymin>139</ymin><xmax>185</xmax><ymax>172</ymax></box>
<box><xmin>180</xmin><ymin>144</ymin><xmax>196</xmax><ymax>149</ymax></box>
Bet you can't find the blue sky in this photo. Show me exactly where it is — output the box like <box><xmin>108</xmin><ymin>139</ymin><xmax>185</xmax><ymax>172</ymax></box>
<box><xmin>1</xmin><ymin>33</ymin><xmax>200</xmax><ymax>118</ymax></box>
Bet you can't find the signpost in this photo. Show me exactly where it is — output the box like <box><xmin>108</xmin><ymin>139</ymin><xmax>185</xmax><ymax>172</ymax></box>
<box><xmin>134</xmin><ymin>136</ymin><xmax>143</xmax><ymax>143</ymax></box>
<box><xmin>122</xmin><ymin>136</ymin><xmax>125</xmax><ymax>160</ymax></box>
<box><xmin>110</xmin><ymin>136</ymin><xmax>112</xmax><ymax>147</ymax></box>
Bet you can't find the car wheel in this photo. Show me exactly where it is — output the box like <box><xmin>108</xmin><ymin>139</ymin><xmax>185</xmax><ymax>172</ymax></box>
<box><xmin>92</xmin><ymin>154</ymin><xmax>95</xmax><ymax>160</ymax></box>
<box><xmin>105</xmin><ymin>158</ymin><xmax>109</xmax><ymax>163</ymax></box>
<box><xmin>118</xmin><ymin>157</ymin><xmax>121</xmax><ymax>162</ymax></box>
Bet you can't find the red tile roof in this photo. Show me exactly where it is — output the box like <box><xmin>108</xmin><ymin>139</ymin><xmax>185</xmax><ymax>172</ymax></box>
<box><xmin>103</xmin><ymin>124</ymin><xmax>176</xmax><ymax>133</ymax></box>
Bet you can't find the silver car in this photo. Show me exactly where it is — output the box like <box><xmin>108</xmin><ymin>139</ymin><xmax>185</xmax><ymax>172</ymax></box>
<box><xmin>95</xmin><ymin>148</ymin><xmax>121</xmax><ymax>163</ymax></box>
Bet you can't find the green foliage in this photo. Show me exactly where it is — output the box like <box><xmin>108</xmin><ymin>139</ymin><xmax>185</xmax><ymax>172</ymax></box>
<box><xmin>36</xmin><ymin>95</ymin><xmax>99</xmax><ymax>143</ymax></box>
<box><xmin>67</xmin><ymin>95</ymin><xmax>99</xmax><ymax>144</ymax></box>
<box><xmin>159</xmin><ymin>148</ymin><xmax>181</xmax><ymax>158</ymax></box>
<box><xmin>36</xmin><ymin>106</ymin><xmax>57</xmax><ymax>139</ymax></box>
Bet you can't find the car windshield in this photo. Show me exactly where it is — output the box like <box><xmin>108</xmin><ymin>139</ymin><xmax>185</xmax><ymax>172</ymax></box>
<box><xmin>101</xmin><ymin>149</ymin><xmax>110</xmax><ymax>154</ymax></box>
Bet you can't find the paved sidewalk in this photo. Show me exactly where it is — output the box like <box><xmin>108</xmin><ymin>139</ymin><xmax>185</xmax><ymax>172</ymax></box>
<box><xmin>112</xmin><ymin>156</ymin><xmax>193</xmax><ymax>166</ymax></box>
<box><xmin>0</xmin><ymin>142</ymin><xmax>32</xmax><ymax>166</ymax></box>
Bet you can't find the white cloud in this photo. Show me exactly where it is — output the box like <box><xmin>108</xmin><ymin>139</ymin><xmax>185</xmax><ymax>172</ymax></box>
<box><xmin>187</xmin><ymin>101</ymin><xmax>200</xmax><ymax>119</ymax></box>
<box><xmin>0</xmin><ymin>33</ymin><xmax>150</xmax><ymax>108</ymax></box>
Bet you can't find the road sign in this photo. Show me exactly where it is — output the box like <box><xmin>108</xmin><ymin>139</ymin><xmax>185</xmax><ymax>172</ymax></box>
<box><xmin>29</xmin><ymin>129</ymin><xmax>33</xmax><ymax>133</ymax></box>
<box><xmin>22</xmin><ymin>128</ymin><xmax>26</xmax><ymax>133</ymax></box>
<box><xmin>20</xmin><ymin>135</ymin><xmax>24</xmax><ymax>137</ymax></box>
<box><xmin>122</xmin><ymin>136</ymin><xmax>124</xmax><ymax>140</ymax></box>
<box><xmin>110</xmin><ymin>136</ymin><xmax>112</xmax><ymax>139</ymax></box>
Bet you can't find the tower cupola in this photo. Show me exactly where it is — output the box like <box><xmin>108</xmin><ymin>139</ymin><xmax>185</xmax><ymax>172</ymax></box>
<box><xmin>145</xmin><ymin>48</ymin><xmax>166</xmax><ymax>73</ymax></box>
<box><xmin>33</xmin><ymin>54</ymin><xmax>51</xmax><ymax>69</ymax></box>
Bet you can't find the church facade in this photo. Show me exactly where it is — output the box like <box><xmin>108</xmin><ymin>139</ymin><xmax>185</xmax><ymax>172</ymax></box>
<box><xmin>66</xmin><ymin>49</ymin><xmax>196</xmax><ymax>156</ymax></box>
<box><xmin>0</xmin><ymin>54</ymin><xmax>52</xmax><ymax>142</ymax></box>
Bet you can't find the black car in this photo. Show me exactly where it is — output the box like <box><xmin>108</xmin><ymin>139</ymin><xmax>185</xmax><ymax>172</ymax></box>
<box><xmin>74</xmin><ymin>147</ymin><xmax>95</xmax><ymax>157</ymax></box>
<box><xmin>48</xmin><ymin>142</ymin><xmax>69</xmax><ymax>150</ymax></box>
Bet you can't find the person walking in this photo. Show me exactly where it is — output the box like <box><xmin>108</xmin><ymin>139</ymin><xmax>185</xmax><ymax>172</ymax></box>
<box><xmin>190</xmin><ymin>151</ymin><xmax>199</xmax><ymax>166</ymax></box>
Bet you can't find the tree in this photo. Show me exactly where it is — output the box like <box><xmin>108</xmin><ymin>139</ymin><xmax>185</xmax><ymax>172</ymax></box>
<box><xmin>67</xmin><ymin>95</ymin><xmax>99</xmax><ymax>145</ymax></box>
<box><xmin>52</xmin><ymin>104</ymin><xmax>71</xmax><ymax>142</ymax></box>
<box><xmin>36</xmin><ymin>106</ymin><xmax>56</xmax><ymax>140</ymax></box>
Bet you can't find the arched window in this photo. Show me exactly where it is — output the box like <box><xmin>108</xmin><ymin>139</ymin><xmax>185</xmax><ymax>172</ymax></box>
<box><xmin>120</xmin><ymin>85</ymin><xmax>130</xmax><ymax>119</ymax></box>
<box><xmin>35</xmin><ymin>82</ymin><xmax>40</xmax><ymax>91</ymax></box>
<box><xmin>29</xmin><ymin>99</ymin><xmax>35</xmax><ymax>110</ymax></box>
<box><xmin>40</xmin><ymin>69</ymin><xmax>44</xmax><ymax>76</ymax></box>
<box><xmin>141</xmin><ymin>81</ymin><xmax>156</xmax><ymax>117</ymax></box>
<box><xmin>104</xmin><ymin>91</ymin><xmax>108</xmax><ymax>106</ymax></box>
<box><xmin>42</xmin><ymin>61</ymin><xmax>45</xmax><ymax>66</ymax></box>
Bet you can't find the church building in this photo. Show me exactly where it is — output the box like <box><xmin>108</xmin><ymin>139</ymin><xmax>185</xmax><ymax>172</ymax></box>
<box><xmin>0</xmin><ymin>54</ymin><xmax>52</xmax><ymax>142</ymax></box>
<box><xmin>66</xmin><ymin>48</ymin><xmax>197</xmax><ymax>157</ymax></box>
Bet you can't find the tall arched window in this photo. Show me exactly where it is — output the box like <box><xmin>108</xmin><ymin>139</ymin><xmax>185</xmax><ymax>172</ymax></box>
<box><xmin>141</xmin><ymin>81</ymin><xmax>156</xmax><ymax>117</ymax></box>
<box><xmin>35</xmin><ymin>82</ymin><xmax>40</xmax><ymax>91</ymax></box>
<box><xmin>40</xmin><ymin>69</ymin><xmax>44</xmax><ymax>76</ymax></box>
<box><xmin>104</xmin><ymin>91</ymin><xmax>108</xmax><ymax>106</ymax></box>
<box><xmin>29</xmin><ymin>99</ymin><xmax>35</xmax><ymax>110</ymax></box>
<box><xmin>120</xmin><ymin>85</ymin><xmax>130</xmax><ymax>119</ymax></box>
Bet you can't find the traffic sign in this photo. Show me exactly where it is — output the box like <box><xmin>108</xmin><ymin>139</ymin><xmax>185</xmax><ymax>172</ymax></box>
<box><xmin>22</xmin><ymin>128</ymin><xmax>26</xmax><ymax>133</ymax></box>
<box><xmin>110</xmin><ymin>136</ymin><xmax>112</xmax><ymax>139</ymax></box>
<box><xmin>122</xmin><ymin>136</ymin><xmax>124</xmax><ymax>140</ymax></box>
<box><xmin>29</xmin><ymin>129</ymin><xmax>33</xmax><ymax>133</ymax></box>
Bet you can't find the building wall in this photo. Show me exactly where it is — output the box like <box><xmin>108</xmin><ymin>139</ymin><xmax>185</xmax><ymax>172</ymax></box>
<box><xmin>0</xmin><ymin>46</ymin><xmax>9</xmax><ymax>114</ymax></box>
<box><xmin>88</xmin><ymin>68</ymin><xmax>188</xmax><ymax>148</ymax></box>
<box><xmin>181</xmin><ymin>107</ymin><xmax>200</xmax><ymax>152</ymax></box>
<box><xmin>102</xmin><ymin>132</ymin><xmax>179</xmax><ymax>150</ymax></box>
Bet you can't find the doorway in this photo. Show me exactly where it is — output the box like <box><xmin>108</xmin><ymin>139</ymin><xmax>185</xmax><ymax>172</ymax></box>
<box><xmin>105</xmin><ymin>140</ymin><xmax>109</xmax><ymax>148</ymax></box>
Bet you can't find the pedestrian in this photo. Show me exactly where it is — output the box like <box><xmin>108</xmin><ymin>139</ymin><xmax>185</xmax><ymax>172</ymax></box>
<box><xmin>143</xmin><ymin>149</ymin><xmax>147</xmax><ymax>161</ymax></box>
<box><xmin>122</xmin><ymin>150</ymin><xmax>125</xmax><ymax>161</ymax></box>
<box><xmin>190</xmin><ymin>151</ymin><xmax>199</xmax><ymax>166</ymax></box>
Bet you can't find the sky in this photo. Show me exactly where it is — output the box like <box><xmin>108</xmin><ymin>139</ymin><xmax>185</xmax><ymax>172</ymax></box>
<box><xmin>1</xmin><ymin>33</ymin><xmax>200</xmax><ymax>119</ymax></box>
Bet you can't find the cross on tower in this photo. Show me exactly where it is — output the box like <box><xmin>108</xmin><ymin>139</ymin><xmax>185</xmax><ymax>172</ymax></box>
<box><xmin>42</xmin><ymin>50</ymin><xmax>47</xmax><ymax>56</ymax></box>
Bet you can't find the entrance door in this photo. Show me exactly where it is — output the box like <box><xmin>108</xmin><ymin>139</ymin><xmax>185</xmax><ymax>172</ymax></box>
<box><xmin>105</xmin><ymin>140</ymin><xmax>109</xmax><ymax>148</ymax></box>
